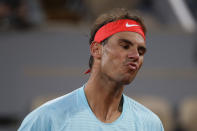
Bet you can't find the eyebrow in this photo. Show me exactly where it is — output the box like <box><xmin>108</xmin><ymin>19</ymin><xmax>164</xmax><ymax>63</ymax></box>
<box><xmin>119</xmin><ymin>39</ymin><xmax>132</xmax><ymax>45</ymax></box>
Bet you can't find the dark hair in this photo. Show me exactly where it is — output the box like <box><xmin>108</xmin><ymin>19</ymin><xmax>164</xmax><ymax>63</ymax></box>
<box><xmin>88</xmin><ymin>8</ymin><xmax>146</xmax><ymax>69</ymax></box>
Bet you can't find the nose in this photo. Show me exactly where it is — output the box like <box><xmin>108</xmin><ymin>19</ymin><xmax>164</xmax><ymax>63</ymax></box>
<box><xmin>127</xmin><ymin>48</ymin><xmax>139</xmax><ymax>62</ymax></box>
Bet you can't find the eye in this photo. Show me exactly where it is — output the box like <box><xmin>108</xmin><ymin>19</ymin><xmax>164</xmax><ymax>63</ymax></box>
<box><xmin>119</xmin><ymin>42</ymin><xmax>130</xmax><ymax>50</ymax></box>
<box><xmin>138</xmin><ymin>47</ymin><xmax>146</xmax><ymax>56</ymax></box>
<box><xmin>122</xmin><ymin>44</ymin><xmax>129</xmax><ymax>49</ymax></box>
<box><xmin>118</xmin><ymin>39</ymin><xmax>133</xmax><ymax>50</ymax></box>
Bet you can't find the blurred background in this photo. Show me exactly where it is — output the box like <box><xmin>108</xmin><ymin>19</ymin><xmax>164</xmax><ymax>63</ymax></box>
<box><xmin>0</xmin><ymin>0</ymin><xmax>197</xmax><ymax>131</ymax></box>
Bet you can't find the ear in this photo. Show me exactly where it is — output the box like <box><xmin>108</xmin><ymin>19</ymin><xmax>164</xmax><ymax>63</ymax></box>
<box><xmin>90</xmin><ymin>41</ymin><xmax>102</xmax><ymax>59</ymax></box>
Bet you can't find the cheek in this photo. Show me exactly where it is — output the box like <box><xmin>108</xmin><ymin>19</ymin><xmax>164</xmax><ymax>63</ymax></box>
<box><xmin>102</xmin><ymin>47</ymin><xmax>123</xmax><ymax>68</ymax></box>
<box><xmin>138</xmin><ymin>57</ymin><xmax>144</xmax><ymax>68</ymax></box>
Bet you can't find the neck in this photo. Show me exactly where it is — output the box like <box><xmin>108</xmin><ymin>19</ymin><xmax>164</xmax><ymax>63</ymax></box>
<box><xmin>85</xmin><ymin>70</ymin><xmax>124</xmax><ymax>123</ymax></box>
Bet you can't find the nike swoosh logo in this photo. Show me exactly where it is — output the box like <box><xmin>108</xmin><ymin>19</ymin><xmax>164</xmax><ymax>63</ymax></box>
<box><xmin>126</xmin><ymin>23</ymin><xmax>139</xmax><ymax>27</ymax></box>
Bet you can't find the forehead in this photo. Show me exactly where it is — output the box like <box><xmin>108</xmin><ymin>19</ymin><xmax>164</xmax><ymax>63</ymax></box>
<box><xmin>108</xmin><ymin>31</ymin><xmax>146</xmax><ymax>47</ymax></box>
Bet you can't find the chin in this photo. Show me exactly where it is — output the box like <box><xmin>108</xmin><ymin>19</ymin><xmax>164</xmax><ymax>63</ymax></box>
<box><xmin>121</xmin><ymin>80</ymin><xmax>132</xmax><ymax>85</ymax></box>
<box><xmin>122</xmin><ymin>78</ymin><xmax>134</xmax><ymax>85</ymax></box>
<box><xmin>119</xmin><ymin>75</ymin><xmax>136</xmax><ymax>85</ymax></box>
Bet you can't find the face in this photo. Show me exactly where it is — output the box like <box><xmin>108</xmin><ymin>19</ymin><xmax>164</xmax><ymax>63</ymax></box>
<box><xmin>100</xmin><ymin>31</ymin><xmax>146</xmax><ymax>85</ymax></box>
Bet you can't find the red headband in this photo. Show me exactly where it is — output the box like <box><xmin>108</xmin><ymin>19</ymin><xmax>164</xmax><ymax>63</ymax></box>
<box><xmin>85</xmin><ymin>19</ymin><xmax>145</xmax><ymax>74</ymax></box>
<box><xmin>94</xmin><ymin>19</ymin><xmax>145</xmax><ymax>43</ymax></box>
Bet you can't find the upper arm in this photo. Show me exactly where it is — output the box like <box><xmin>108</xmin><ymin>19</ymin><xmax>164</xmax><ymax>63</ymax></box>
<box><xmin>18</xmin><ymin>111</ymin><xmax>52</xmax><ymax>131</ymax></box>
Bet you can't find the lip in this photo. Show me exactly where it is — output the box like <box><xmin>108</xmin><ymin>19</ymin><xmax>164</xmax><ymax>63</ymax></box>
<box><xmin>127</xmin><ymin>62</ymin><xmax>138</xmax><ymax>71</ymax></box>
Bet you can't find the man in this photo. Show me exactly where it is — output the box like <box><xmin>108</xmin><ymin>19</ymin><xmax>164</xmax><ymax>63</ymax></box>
<box><xmin>18</xmin><ymin>8</ymin><xmax>164</xmax><ymax>131</ymax></box>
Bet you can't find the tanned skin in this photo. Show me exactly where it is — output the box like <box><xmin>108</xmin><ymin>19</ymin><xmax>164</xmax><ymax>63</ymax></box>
<box><xmin>85</xmin><ymin>32</ymin><xmax>146</xmax><ymax>123</ymax></box>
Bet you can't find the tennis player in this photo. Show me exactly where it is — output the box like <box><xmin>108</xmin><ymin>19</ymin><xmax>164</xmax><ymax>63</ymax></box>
<box><xmin>18</xmin><ymin>8</ymin><xmax>164</xmax><ymax>131</ymax></box>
